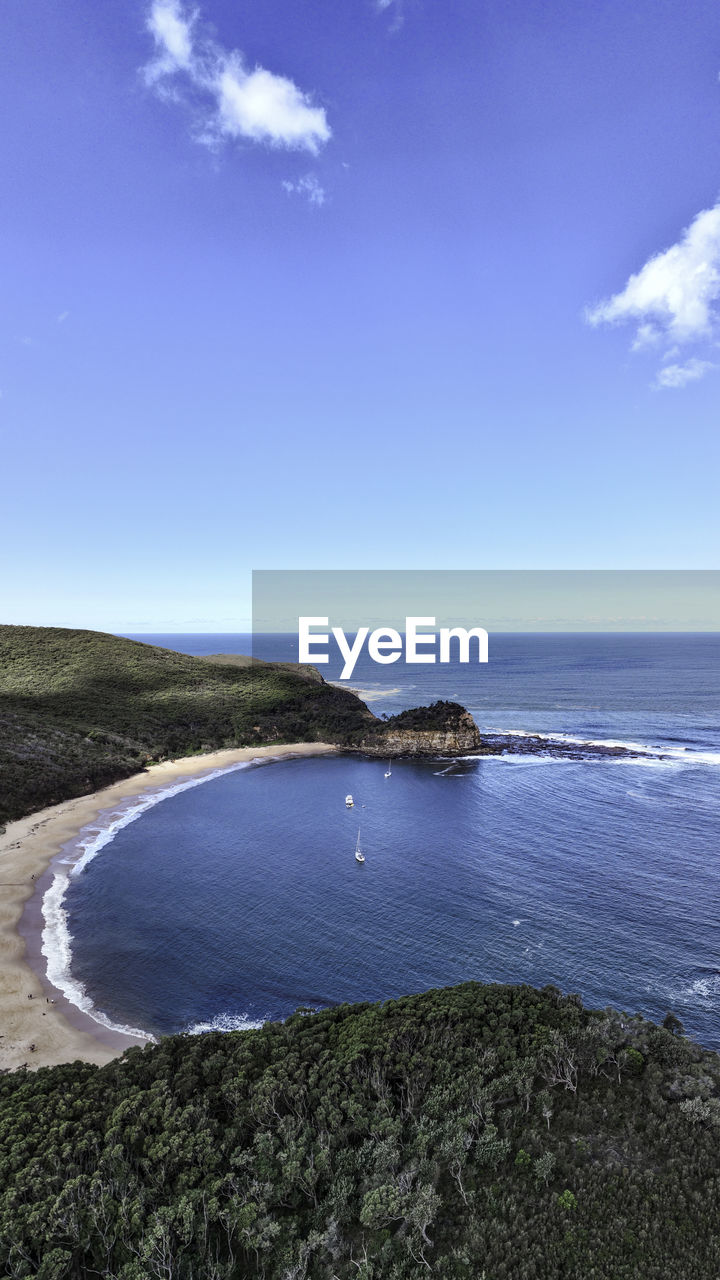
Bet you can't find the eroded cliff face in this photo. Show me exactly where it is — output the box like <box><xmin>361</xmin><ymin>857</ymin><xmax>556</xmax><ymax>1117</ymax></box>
<box><xmin>349</xmin><ymin>703</ymin><xmax>482</xmax><ymax>757</ymax></box>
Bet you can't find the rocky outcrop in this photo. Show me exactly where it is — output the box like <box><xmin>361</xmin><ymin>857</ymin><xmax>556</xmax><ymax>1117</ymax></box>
<box><xmin>476</xmin><ymin>730</ymin><xmax>642</xmax><ymax>760</ymax></box>
<box><xmin>349</xmin><ymin>701</ymin><xmax>482</xmax><ymax>757</ymax></box>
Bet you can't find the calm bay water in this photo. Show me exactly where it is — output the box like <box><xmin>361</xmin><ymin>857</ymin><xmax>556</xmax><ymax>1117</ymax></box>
<box><xmin>57</xmin><ymin>634</ymin><xmax>720</xmax><ymax>1045</ymax></box>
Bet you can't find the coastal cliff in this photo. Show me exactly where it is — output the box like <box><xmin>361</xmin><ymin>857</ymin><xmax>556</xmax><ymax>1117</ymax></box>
<box><xmin>0</xmin><ymin>627</ymin><xmax>649</xmax><ymax>826</ymax></box>
<box><xmin>351</xmin><ymin>700</ymin><xmax>482</xmax><ymax>757</ymax></box>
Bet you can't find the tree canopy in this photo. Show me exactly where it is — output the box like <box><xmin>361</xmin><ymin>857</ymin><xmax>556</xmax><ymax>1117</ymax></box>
<box><xmin>1</xmin><ymin>980</ymin><xmax>718</xmax><ymax>1278</ymax></box>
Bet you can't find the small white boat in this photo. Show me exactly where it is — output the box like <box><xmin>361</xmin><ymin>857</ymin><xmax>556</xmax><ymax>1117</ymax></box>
<box><xmin>345</xmin><ymin>794</ymin><xmax>354</xmax><ymax>807</ymax></box>
<box><xmin>384</xmin><ymin>760</ymin><xmax>392</xmax><ymax>778</ymax></box>
<box><xmin>355</xmin><ymin>828</ymin><xmax>365</xmax><ymax>863</ymax></box>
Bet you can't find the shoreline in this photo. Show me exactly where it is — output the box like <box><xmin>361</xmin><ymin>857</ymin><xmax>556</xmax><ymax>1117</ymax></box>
<box><xmin>0</xmin><ymin>742</ymin><xmax>338</xmax><ymax>1073</ymax></box>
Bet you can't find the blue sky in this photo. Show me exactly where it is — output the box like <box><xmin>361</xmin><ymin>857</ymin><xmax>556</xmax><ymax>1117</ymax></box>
<box><xmin>2</xmin><ymin>0</ymin><xmax>719</xmax><ymax>631</ymax></box>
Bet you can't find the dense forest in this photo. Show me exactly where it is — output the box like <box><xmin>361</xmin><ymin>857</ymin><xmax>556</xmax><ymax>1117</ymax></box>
<box><xmin>0</xmin><ymin>626</ymin><xmax>436</xmax><ymax>825</ymax></box>
<box><xmin>1</xmin><ymin>981</ymin><xmax>719</xmax><ymax>1279</ymax></box>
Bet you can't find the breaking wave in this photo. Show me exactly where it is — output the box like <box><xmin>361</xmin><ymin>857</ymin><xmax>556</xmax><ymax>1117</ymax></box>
<box><xmin>41</xmin><ymin>760</ymin><xmax>257</xmax><ymax>1041</ymax></box>
<box><xmin>480</xmin><ymin>726</ymin><xmax>720</xmax><ymax>766</ymax></box>
<box><xmin>185</xmin><ymin>1012</ymin><xmax>266</xmax><ymax>1035</ymax></box>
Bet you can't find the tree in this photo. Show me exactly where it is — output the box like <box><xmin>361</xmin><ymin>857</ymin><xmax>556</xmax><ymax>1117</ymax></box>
<box><xmin>534</xmin><ymin>1152</ymin><xmax>557</xmax><ymax>1187</ymax></box>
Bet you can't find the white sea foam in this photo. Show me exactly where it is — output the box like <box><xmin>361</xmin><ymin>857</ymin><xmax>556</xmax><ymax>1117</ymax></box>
<box><xmin>468</xmin><ymin>754</ymin><xmax>569</xmax><ymax>765</ymax></box>
<box><xmin>481</xmin><ymin>727</ymin><xmax>720</xmax><ymax>767</ymax></box>
<box><xmin>328</xmin><ymin>682</ymin><xmax>404</xmax><ymax>701</ymax></box>
<box><xmin>669</xmin><ymin>971</ymin><xmax>720</xmax><ymax>1010</ymax></box>
<box><xmin>41</xmin><ymin>863</ymin><xmax>153</xmax><ymax>1042</ymax></box>
<box><xmin>185</xmin><ymin>1012</ymin><xmax>265</xmax><ymax>1034</ymax></box>
<box><xmin>41</xmin><ymin>758</ymin><xmax>258</xmax><ymax>1041</ymax></box>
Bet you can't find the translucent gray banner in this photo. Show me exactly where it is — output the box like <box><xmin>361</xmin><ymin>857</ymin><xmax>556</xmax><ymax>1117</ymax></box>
<box><xmin>253</xmin><ymin>570</ymin><xmax>720</xmax><ymax>635</ymax></box>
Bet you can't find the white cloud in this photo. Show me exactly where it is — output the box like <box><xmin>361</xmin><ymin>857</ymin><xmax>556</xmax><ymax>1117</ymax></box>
<box><xmin>630</xmin><ymin>322</ymin><xmax>662</xmax><ymax>351</ymax></box>
<box><xmin>217</xmin><ymin>60</ymin><xmax>330</xmax><ymax>151</ymax></box>
<box><xmin>282</xmin><ymin>174</ymin><xmax>326</xmax><ymax>207</ymax></box>
<box><xmin>587</xmin><ymin>203</ymin><xmax>720</xmax><ymax>340</ymax></box>
<box><xmin>144</xmin><ymin>0</ymin><xmax>331</xmax><ymax>154</ymax></box>
<box><xmin>586</xmin><ymin>200</ymin><xmax>720</xmax><ymax>387</ymax></box>
<box><xmin>655</xmin><ymin>358</ymin><xmax>716</xmax><ymax>389</ymax></box>
<box><xmin>146</xmin><ymin>0</ymin><xmax>194</xmax><ymax>76</ymax></box>
<box><xmin>56</xmin><ymin>311</ymin><xmax>70</xmax><ymax>323</ymax></box>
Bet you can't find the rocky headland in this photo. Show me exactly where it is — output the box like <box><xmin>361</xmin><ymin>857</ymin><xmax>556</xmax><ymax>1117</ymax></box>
<box><xmin>0</xmin><ymin>627</ymin><xmax>646</xmax><ymax>826</ymax></box>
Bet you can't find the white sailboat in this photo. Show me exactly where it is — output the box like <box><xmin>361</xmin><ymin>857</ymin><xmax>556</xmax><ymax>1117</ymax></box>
<box><xmin>345</xmin><ymin>794</ymin><xmax>354</xmax><ymax>807</ymax></box>
<box><xmin>384</xmin><ymin>760</ymin><xmax>392</xmax><ymax>778</ymax></box>
<box><xmin>355</xmin><ymin>828</ymin><xmax>365</xmax><ymax>863</ymax></box>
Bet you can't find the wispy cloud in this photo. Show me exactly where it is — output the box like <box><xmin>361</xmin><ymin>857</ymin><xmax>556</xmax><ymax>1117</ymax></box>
<box><xmin>586</xmin><ymin>200</ymin><xmax>720</xmax><ymax>388</ymax></box>
<box><xmin>146</xmin><ymin>0</ymin><xmax>194</xmax><ymax>76</ymax></box>
<box><xmin>375</xmin><ymin>0</ymin><xmax>405</xmax><ymax>32</ymax></box>
<box><xmin>281</xmin><ymin>173</ymin><xmax>326</xmax><ymax>207</ymax></box>
<box><xmin>57</xmin><ymin>311</ymin><xmax>70</xmax><ymax>324</ymax></box>
<box><xmin>655</xmin><ymin>357</ymin><xmax>716</xmax><ymax>389</ymax></box>
<box><xmin>144</xmin><ymin>0</ymin><xmax>331</xmax><ymax>154</ymax></box>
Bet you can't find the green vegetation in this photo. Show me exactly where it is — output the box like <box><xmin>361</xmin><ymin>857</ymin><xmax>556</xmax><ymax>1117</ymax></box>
<box><xmin>199</xmin><ymin>654</ymin><xmax>325</xmax><ymax>683</ymax></box>
<box><xmin>0</xmin><ymin>626</ymin><xmax>374</xmax><ymax>825</ymax></box>
<box><xmin>1</xmin><ymin>981</ymin><xmax>719</xmax><ymax>1278</ymax></box>
<box><xmin>380</xmin><ymin>700</ymin><xmax>473</xmax><ymax>732</ymax></box>
<box><xmin>0</xmin><ymin>628</ymin><xmax>483</xmax><ymax>826</ymax></box>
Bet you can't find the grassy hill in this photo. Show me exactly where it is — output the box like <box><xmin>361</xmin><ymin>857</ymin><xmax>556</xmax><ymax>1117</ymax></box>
<box><xmin>1</xmin><ymin>980</ymin><xmax>718</xmax><ymax>1278</ymax></box>
<box><xmin>0</xmin><ymin>626</ymin><xmax>374</xmax><ymax>825</ymax></box>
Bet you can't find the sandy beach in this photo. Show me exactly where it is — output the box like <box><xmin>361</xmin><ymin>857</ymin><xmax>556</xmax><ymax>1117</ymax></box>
<box><xmin>0</xmin><ymin>742</ymin><xmax>337</xmax><ymax>1074</ymax></box>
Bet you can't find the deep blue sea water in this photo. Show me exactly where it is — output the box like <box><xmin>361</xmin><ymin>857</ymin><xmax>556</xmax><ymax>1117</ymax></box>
<box><xmin>52</xmin><ymin>634</ymin><xmax>720</xmax><ymax>1047</ymax></box>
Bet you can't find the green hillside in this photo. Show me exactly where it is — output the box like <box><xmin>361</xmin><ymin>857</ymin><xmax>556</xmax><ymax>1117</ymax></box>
<box><xmin>0</xmin><ymin>626</ymin><xmax>374</xmax><ymax>825</ymax></box>
<box><xmin>1</xmin><ymin>981</ymin><xmax>718</xmax><ymax>1278</ymax></box>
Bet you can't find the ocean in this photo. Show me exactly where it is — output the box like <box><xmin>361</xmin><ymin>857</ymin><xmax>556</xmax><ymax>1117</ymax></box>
<box><xmin>46</xmin><ymin>633</ymin><xmax>720</xmax><ymax>1047</ymax></box>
